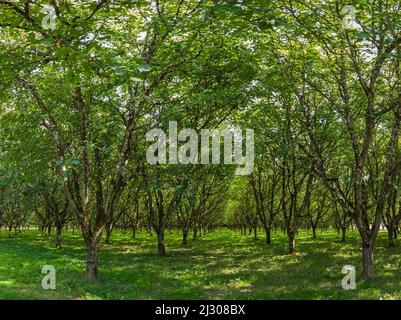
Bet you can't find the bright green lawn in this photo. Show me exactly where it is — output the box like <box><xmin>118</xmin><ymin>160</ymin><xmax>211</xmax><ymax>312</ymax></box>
<box><xmin>0</xmin><ymin>227</ymin><xmax>400</xmax><ymax>300</ymax></box>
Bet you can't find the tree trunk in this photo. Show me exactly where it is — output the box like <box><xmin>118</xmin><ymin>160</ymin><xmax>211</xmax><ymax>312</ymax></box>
<box><xmin>265</xmin><ymin>228</ymin><xmax>271</xmax><ymax>245</ymax></box>
<box><xmin>289</xmin><ymin>234</ymin><xmax>295</xmax><ymax>254</ymax></box>
<box><xmin>105</xmin><ymin>223</ymin><xmax>113</xmax><ymax>244</ymax></box>
<box><xmin>253</xmin><ymin>226</ymin><xmax>257</xmax><ymax>240</ymax></box>
<box><xmin>182</xmin><ymin>226</ymin><xmax>188</xmax><ymax>246</ymax></box>
<box><xmin>132</xmin><ymin>226</ymin><xmax>136</xmax><ymax>239</ymax></box>
<box><xmin>47</xmin><ymin>225</ymin><xmax>52</xmax><ymax>241</ymax></box>
<box><xmin>157</xmin><ymin>230</ymin><xmax>166</xmax><ymax>256</ymax></box>
<box><xmin>55</xmin><ymin>225</ymin><xmax>62</xmax><ymax>249</ymax></box>
<box><xmin>362</xmin><ymin>241</ymin><xmax>375</xmax><ymax>279</ymax></box>
<box><xmin>341</xmin><ymin>227</ymin><xmax>346</xmax><ymax>242</ymax></box>
<box><xmin>85</xmin><ymin>238</ymin><xmax>100</xmax><ymax>279</ymax></box>
<box><xmin>312</xmin><ymin>226</ymin><xmax>317</xmax><ymax>240</ymax></box>
<box><xmin>193</xmin><ymin>228</ymin><xmax>197</xmax><ymax>240</ymax></box>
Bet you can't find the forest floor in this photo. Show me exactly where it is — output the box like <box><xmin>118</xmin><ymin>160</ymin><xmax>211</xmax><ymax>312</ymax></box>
<box><xmin>0</xmin><ymin>228</ymin><xmax>400</xmax><ymax>300</ymax></box>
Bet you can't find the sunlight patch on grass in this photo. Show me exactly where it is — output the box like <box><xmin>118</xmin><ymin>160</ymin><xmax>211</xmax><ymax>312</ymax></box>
<box><xmin>221</xmin><ymin>267</ymin><xmax>244</xmax><ymax>275</ymax></box>
<box><xmin>0</xmin><ymin>228</ymin><xmax>400</xmax><ymax>299</ymax></box>
<box><xmin>0</xmin><ymin>280</ymin><xmax>15</xmax><ymax>286</ymax></box>
<box><xmin>228</xmin><ymin>278</ymin><xmax>253</xmax><ymax>289</ymax></box>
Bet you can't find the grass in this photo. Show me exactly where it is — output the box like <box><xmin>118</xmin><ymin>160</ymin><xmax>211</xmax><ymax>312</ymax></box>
<box><xmin>0</xmin><ymin>227</ymin><xmax>400</xmax><ymax>300</ymax></box>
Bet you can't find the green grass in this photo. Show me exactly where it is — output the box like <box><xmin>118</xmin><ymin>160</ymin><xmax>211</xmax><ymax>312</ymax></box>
<box><xmin>0</xmin><ymin>227</ymin><xmax>400</xmax><ymax>300</ymax></box>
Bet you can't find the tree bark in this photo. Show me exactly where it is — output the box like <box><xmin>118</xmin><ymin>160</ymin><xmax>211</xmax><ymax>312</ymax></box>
<box><xmin>388</xmin><ymin>227</ymin><xmax>395</xmax><ymax>247</ymax></box>
<box><xmin>55</xmin><ymin>224</ymin><xmax>62</xmax><ymax>249</ymax></box>
<box><xmin>47</xmin><ymin>225</ymin><xmax>52</xmax><ymax>241</ymax></box>
<box><xmin>182</xmin><ymin>226</ymin><xmax>188</xmax><ymax>246</ymax></box>
<box><xmin>105</xmin><ymin>223</ymin><xmax>113</xmax><ymax>244</ymax></box>
<box><xmin>157</xmin><ymin>230</ymin><xmax>166</xmax><ymax>256</ymax></box>
<box><xmin>289</xmin><ymin>235</ymin><xmax>295</xmax><ymax>254</ymax></box>
<box><xmin>132</xmin><ymin>226</ymin><xmax>136</xmax><ymax>239</ymax></box>
<box><xmin>341</xmin><ymin>227</ymin><xmax>347</xmax><ymax>242</ymax></box>
<box><xmin>362</xmin><ymin>240</ymin><xmax>375</xmax><ymax>279</ymax></box>
<box><xmin>85</xmin><ymin>237</ymin><xmax>100</xmax><ymax>279</ymax></box>
<box><xmin>265</xmin><ymin>228</ymin><xmax>271</xmax><ymax>245</ymax></box>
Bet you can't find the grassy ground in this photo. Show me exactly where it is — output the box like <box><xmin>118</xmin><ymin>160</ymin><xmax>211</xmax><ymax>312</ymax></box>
<box><xmin>0</xmin><ymin>227</ymin><xmax>400</xmax><ymax>300</ymax></box>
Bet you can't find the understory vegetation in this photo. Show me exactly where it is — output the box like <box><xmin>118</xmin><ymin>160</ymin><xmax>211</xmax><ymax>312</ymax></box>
<box><xmin>0</xmin><ymin>228</ymin><xmax>400</xmax><ymax>300</ymax></box>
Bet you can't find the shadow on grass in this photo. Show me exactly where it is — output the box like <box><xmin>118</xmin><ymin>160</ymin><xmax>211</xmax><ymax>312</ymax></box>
<box><xmin>0</xmin><ymin>228</ymin><xmax>400</xmax><ymax>299</ymax></box>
